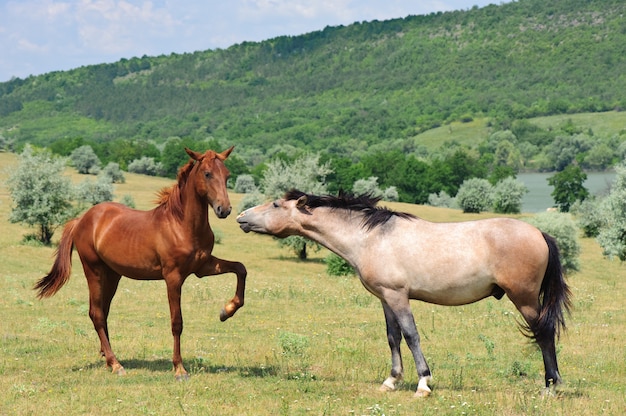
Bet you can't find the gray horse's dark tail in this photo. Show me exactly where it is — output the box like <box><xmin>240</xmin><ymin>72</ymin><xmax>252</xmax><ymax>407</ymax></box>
<box><xmin>528</xmin><ymin>233</ymin><xmax>572</xmax><ymax>344</ymax></box>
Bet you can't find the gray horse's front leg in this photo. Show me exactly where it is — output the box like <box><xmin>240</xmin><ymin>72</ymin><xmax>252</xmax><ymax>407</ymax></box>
<box><xmin>380</xmin><ymin>302</ymin><xmax>404</xmax><ymax>391</ymax></box>
<box><xmin>381</xmin><ymin>298</ymin><xmax>432</xmax><ymax>397</ymax></box>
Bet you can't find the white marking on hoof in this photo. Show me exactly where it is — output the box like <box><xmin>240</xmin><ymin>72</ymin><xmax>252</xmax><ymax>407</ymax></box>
<box><xmin>414</xmin><ymin>376</ymin><xmax>432</xmax><ymax>398</ymax></box>
<box><xmin>379</xmin><ymin>376</ymin><xmax>399</xmax><ymax>392</ymax></box>
<box><xmin>541</xmin><ymin>385</ymin><xmax>558</xmax><ymax>398</ymax></box>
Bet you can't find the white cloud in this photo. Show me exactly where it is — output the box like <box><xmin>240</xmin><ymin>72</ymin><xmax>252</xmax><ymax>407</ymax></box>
<box><xmin>0</xmin><ymin>0</ymin><xmax>503</xmax><ymax>81</ymax></box>
<box><xmin>72</xmin><ymin>0</ymin><xmax>180</xmax><ymax>53</ymax></box>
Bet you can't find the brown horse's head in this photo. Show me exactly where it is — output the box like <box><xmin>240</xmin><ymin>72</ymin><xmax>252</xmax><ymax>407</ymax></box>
<box><xmin>185</xmin><ymin>146</ymin><xmax>234</xmax><ymax>218</ymax></box>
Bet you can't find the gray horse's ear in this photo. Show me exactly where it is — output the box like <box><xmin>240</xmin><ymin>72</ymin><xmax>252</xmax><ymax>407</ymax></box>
<box><xmin>296</xmin><ymin>196</ymin><xmax>308</xmax><ymax>209</ymax></box>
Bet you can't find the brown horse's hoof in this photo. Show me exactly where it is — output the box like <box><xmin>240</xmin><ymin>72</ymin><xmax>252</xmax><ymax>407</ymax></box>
<box><xmin>175</xmin><ymin>373</ymin><xmax>190</xmax><ymax>382</ymax></box>
<box><xmin>111</xmin><ymin>364</ymin><xmax>126</xmax><ymax>376</ymax></box>
<box><xmin>219</xmin><ymin>308</ymin><xmax>230</xmax><ymax>322</ymax></box>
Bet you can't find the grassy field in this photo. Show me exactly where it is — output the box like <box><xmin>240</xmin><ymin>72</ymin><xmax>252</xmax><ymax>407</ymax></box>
<box><xmin>412</xmin><ymin>110</ymin><xmax>626</xmax><ymax>150</ymax></box>
<box><xmin>0</xmin><ymin>151</ymin><xmax>624</xmax><ymax>415</ymax></box>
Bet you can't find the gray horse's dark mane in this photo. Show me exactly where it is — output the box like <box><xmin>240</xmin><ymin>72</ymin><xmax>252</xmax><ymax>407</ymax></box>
<box><xmin>284</xmin><ymin>189</ymin><xmax>416</xmax><ymax>230</ymax></box>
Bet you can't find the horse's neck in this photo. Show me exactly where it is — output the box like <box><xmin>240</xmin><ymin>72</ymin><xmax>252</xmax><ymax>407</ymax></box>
<box><xmin>300</xmin><ymin>210</ymin><xmax>370</xmax><ymax>262</ymax></box>
<box><xmin>181</xmin><ymin>188</ymin><xmax>210</xmax><ymax>232</ymax></box>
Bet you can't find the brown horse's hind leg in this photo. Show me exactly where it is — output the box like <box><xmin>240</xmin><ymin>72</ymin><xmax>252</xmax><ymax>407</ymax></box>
<box><xmin>84</xmin><ymin>264</ymin><xmax>125</xmax><ymax>375</ymax></box>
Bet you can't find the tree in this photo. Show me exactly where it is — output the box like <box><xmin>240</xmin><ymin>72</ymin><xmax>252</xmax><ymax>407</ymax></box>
<box><xmin>583</xmin><ymin>143</ymin><xmax>615</xmax><ymax>170</ymax></box>
<box><xmin>70</xmin><ymin>145</ymin><xmax>102</xmax><ymax>174</ymax></box>
<box><xmin>456</xmin><ymin>178</ymin><xmax>493</xmax><ymax>213</ymax></box>
<box><xmin>261</xmin><ymin>153</ymin><xmax>332</xmax><ymax>199</ymax></box>
<box><xmin>261</xmin><ymin>153</ymin><xmax>332</xmax><ymax>259</ymax></box>
<box><xmin>548</xmin><ymin>164</ymin><xmax>589</xmax><ymax>212</ymax></box>
<box><xmin>7</xmin><ymin>146</ymin><xmax>74</xmax><ymax>245</ymax></box>
<box><xmin>596</xmin><ymin>161</ymin><xmax>626</xmax><ymax>260</ymax></box>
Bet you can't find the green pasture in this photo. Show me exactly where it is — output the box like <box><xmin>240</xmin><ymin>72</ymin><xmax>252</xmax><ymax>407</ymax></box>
<box><xmin>411</xmin><ymin>111</ymin><xmax>626</xmax><ymax>151</ymax></box>
<box><xmin>0</xmin><ymin>152</ymin><xmax>624</xmax><ymax>415</ymax></box>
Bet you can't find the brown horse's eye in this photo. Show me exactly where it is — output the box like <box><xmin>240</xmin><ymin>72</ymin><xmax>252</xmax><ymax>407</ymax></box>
<box><xmin>272</xmin><ymin>201</ymin><xmax>279</xmax><ymax>208</ymax></box>
<box><xmin>204</xmin><ymin>172</ymin><xmax>212</xmax><ymax>179</ymax></box>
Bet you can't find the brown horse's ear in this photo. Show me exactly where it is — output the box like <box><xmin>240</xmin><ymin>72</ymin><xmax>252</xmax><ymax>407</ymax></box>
<box><xmin>185</xmin><ymin>148</ymin><xmax>203</xmax><ymax>161</ymax></box>
<box><xmin>217</xmin><ymin>146</ymin><xmax>235</xmax><ymax>161</ymax></box>
<box><xmin>296</xmin><ymin>195</ymin><xmax>308</xmax><ymax>209</ymax></box>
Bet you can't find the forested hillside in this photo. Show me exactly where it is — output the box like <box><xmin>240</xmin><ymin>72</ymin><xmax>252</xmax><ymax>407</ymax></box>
<box><xmin>1</xmin><ymin>0</ymin><xmax>626</xmax><ymax>202</ymax></box>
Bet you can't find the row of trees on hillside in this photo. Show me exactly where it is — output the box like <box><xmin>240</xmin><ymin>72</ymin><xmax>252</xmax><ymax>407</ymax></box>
<box><xmin>6</xmin><ymin>146</ymin><xmax>625</xmax><ymax>273</ymax></box>
<box><xmin>39</xmin><ymin>118</ymin><xmax>626</xmax><ymax>209</ymax></box>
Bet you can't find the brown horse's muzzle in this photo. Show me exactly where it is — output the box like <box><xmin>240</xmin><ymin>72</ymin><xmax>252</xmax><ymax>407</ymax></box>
<box><xmin>214</xmin><ymin>204</ymin><xmax>232</xmax><ymax>219</ymax></box>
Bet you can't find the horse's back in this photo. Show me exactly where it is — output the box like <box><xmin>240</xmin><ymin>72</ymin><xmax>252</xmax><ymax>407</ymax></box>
<box><xmin>368</xmin><ymin>216</ymin><xmax>549</xmax><ymax>306</ymax></box>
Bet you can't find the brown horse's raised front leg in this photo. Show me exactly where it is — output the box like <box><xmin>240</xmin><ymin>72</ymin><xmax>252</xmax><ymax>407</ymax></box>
<box><xmin>165</xmin><ymin>278</ymin><xmax>189</xmax><ymax>381</ymax></box>
<box><xmin>197</xmin><ymin>257</ymin><xmax>247</xmax><ymax>321</ymax></box>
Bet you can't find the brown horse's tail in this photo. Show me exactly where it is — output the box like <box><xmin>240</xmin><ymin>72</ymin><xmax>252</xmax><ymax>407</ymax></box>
<box><xmin>530</xmin><ymin>233</ymin><xmax>572</xmax><ymax>344</ymax></box>
<box><xmin>34</xmin><ymin>219</ymin><xmax>78</xmax><ymax>299</ymax></box>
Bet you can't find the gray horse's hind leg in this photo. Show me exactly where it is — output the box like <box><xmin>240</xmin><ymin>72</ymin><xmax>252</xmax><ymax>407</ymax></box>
<box><xmin>380</xmin><ymin>299</ymin><xmax>432</xmax><ymax>397</ymax></box>
<box><xmin>537</xmin><ymin>337</ymin><xmax>562</xmax><ymax>389</ymax></box>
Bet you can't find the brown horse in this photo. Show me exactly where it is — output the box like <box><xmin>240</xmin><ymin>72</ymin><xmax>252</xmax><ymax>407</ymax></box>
<box><xmin>35</xmin><ymin>147</ymin><xmax>247</xmax><ymax>380</ymax></box>
<box><xmin>237</xmin><ymin>190</ymin><xmax>571</xmax><ymax>397</ymax></box>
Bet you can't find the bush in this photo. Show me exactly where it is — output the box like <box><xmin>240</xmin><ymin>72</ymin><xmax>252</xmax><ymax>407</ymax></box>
<box><xmin>571</xmin><ymin>197</ymin><xmax>603</xmax><ymax>237</ymax></box>
<box><xmin>119</xmin><ymin>194</ymin><xmax>136</xmax><ymax>208</ymax></box>
<box><xmin>234</xmin><ymin>174</ymin><xmax>258</xmax><ymax>193</ymax></box>
<box><xmin>325</xmin><ymin>253</ymin><xmax>355</xmax><ymax>276</ymax></box>
<box><xmin>100</xmin><ymin>162</ymin><xmax>125</xmax><ymax>183</ymax></box>
<box><xmin>596</xmin><ymin>161</ymin><xmax>626</xmax><ymax>260</ymax></box>
<box><xmin>353</xmin><ymin>176</ymin><xmax>383</xmax><ymax>198</ymax></box>
<box><xmin>128</xmin><ymin>156</ymin><xmax>164</xmax><ymax>176</ymax></box>
<box><xmin>70</xmin><ymin>145</ymin><xmax>101</xmax><ymax>175</ymax></box>
<box><xmin>75</xmin><ymin>176</ymin><xmax>115</xmax><ymax>208</ymax></box>
<box><xmin>492</xmin><ymin>177</ymin><xmax>528</xmax><ymax>214</ymax></box>
<box><xmin>456</xmin><ymin>178</ymin><xmax>493</xmax><ymax>213</ymax></box>
<box><xmin>237</xmin><ymin>191</ymin><xmax>264</xmax><ymax>214</ymax></box>
<box><xmin>525</xmin><ymin>212</ymin><xmax>580</xmax><ymax>273</ymax></box>
<box><xmin>382</xmin><ymin>186</ymin><xmax>399</xmax><ymax>202</ymax></box>
<box><xmin>427</xmin><ymin>190</ymin><xmax>455</xmax><ymax>208</ymax></box>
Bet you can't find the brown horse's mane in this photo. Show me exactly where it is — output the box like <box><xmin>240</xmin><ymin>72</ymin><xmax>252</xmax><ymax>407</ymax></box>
<box><xmin>154</xmin><ymin>158</ymin><xmax>196</xmax><ymax>220</ymax></box>
<box><xmin>285</xmin><ymin>189</ymin><xmax>416</xmax><ymax>230</ymax></box>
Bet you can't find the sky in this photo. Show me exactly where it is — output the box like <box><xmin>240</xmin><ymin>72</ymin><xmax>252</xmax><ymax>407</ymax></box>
<box><xmin>0</xmin><ymin>0</ymin><xmax>503</xmax><ymax>83</ymax></box>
